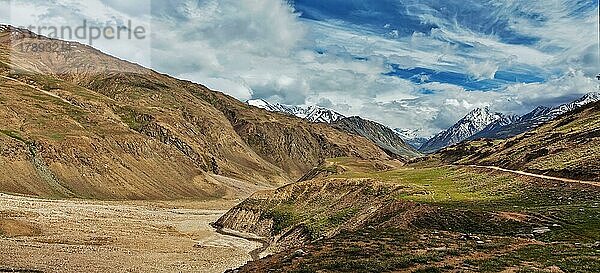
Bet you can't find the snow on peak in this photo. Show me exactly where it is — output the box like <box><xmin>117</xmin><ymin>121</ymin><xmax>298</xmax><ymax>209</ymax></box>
<box><xmin>246</xmin><ymin>99</ymin><xmax>345</xmax><ymax>123</ymax></box>
<box><xmin>419</xmin><ymin>107</ymin><xmax>504</xmax><ymax>152</ymax></box>
<box><xmin>545</xmin><ymin>92</ymin><xmax>600</xmax><ymax>121</ymax></box>
<box><xmin>394</xmin><ymin>128</ymin><xmax>422</xmax><ymax>139</ymax></box>
<box><xmin>247</xmin><ymin>99</ymin><xmax>269</xmax><ymax>108</ymax></box>
<box><xmin>394</xmin><ymin>128</ymin><xmax>430</xmax><ymax>150</ymax></box>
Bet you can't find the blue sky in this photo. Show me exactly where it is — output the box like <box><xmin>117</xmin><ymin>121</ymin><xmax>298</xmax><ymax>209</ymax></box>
<box><xmin>2</xmin><ymin>0</ymin><xmax>599</xmax><ymax>136</ymax></box>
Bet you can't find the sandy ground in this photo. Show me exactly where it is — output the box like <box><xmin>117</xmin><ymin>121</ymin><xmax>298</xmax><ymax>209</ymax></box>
<box><xmin>0</xmin><ymin>193</ymin><xmax>261</xmax><ymax>273</ymax></box>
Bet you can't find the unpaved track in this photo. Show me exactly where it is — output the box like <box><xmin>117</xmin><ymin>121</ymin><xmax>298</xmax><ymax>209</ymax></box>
<box><xmin>0</xmin><ymin>193</ymin><xmax>260</xmax><ymax>273</ymax></box>
<box><xmin>469</xmin><ymin>165</ymin><xmax>599</xmax><ymax>186</ymax></box>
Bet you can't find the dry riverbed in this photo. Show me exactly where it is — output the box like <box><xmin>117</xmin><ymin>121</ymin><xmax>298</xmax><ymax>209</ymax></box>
<box><xmin>0</xmin><ymin>193</ymin><xmax>261</xmax><ymax>273</ymax></box>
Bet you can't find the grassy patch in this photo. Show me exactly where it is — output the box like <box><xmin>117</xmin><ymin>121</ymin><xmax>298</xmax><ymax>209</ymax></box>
<box><xmin>332</xmin><ymin>166</ymin><xmax>522</xmax><ymax>204</ymax></box>
<box><xmin>49</xmin><ymin>133</ymin><xmax>65</xmax><ymax>141</ymax></box>
<box><xmin>263</xmin><ymin>204</ymin><xmax>304</xmax><ymax>234</ymax></box>
<box><xmin>0</xmin><ymin>129</ymin><xmax>26</xmax><ymax>143</ymax></box>
<box><xmin>114</xmin><ymin>106</ymin><xmax>154</xmax><ymax>131</ymax></box>
<box><xmin>305</xmin><ymin>208</ymin><xmax>358</xmax><ymax>240</ymax></box>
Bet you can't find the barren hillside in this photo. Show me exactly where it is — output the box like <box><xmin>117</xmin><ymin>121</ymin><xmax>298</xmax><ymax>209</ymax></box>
<box><xmin>0</xmin><ymin>26</ymin><xmax>389</xmax><ymax>200</ymax></box>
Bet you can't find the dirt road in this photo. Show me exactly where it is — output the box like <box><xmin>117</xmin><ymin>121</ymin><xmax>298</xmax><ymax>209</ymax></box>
<box><xmin>469</xmin><ymin>165</ymin><xmax>599</xmax><ymax>186</ymax></box>
<box><xmin>0</xmin><ymin>193</ymin><xmax>260</xmax><ymax>273</ymax></box>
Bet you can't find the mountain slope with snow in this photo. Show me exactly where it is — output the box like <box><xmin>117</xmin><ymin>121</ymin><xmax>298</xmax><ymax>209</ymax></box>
<box><xmin>470</xmin><ymin>93</ymin><xmax>600</xmax><ymax>140</ymax></box>
<box><xmin>419</xmin><ymin>107</ymin><xmax>506</xmax><ymax>153</ymax></box>
<box><xmin>247</xmin><ymin>99</ymin><xmax>345</xmax><ymax>123</ymax></box>
<box><xmin>394</xmin><ymin>128</ymin><xmax>430</xmax><ymax>150</ymax></box>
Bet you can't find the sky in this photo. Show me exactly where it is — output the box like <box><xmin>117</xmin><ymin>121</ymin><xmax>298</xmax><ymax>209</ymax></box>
<box><xmin>1</xmin><ymin>0</ymin><xmax>599</xmax><ymax>137</ymax></box>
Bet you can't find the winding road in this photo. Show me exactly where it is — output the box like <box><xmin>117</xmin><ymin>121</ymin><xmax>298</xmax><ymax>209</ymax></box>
<box><xmin>468</xmin><ymin>165</ymin><xmax>600</xmax><ymax>187</ymax></box>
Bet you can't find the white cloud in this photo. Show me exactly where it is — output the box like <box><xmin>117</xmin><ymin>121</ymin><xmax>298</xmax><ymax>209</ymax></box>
<box><xmin>467</xmin><ymin>60</ymin><xmax>499</xmax><ymax>80</ymax></box>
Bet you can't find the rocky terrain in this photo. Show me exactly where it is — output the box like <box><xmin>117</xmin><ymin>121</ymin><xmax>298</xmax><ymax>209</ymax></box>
<box><xmin>332</xmin><ymin>117</ymin><xmax>421</xmax><ymax>159</ymax></box>
<box><xmin>217</xmin><ymin>97</ymin><xmax>600</xmax><ymax>272</ymax></box>
<box><xmin>1</xmin><ymin>23</ymin><xmax>599</xmax><ymax>273</ymax></box>
<box><xmin>0</xmin><ymin>193</ymin><xmax>262</xmax><ymax>273</ymax></box>
<box><xmin>247</xmin><ymin>100</ymin><xmax>420</xmax><ymax>159</ymax></box>
<box><xmin>0</xmin><ymin>25</ymin><xmax>389</xmax><ymax>199</ymax></box>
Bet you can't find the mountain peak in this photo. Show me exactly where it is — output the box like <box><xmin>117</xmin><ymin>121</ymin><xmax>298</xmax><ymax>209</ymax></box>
<box><xmin>546</xmin><ymin>92</ymin><xmax>600</xmax><ymax>120</ymax></box>
<box><xmin>575</xmin><ymin>92</ymin><xmax>600</xmax><ymax>103</ymax></box>
<box><xmin>246</xmin><ymin>99</ymin><xmax>345</xmax><ymax>123</ymax></box>
<box><xmin>419</xmin><ymin>107</ymin><xmax>503</xmax><ymax>153</ymax></box>
<box><xmin>451</xmin><ymin>92</ymin><xmax>600</xmax><ymax>141</ymax></box>
<box><xmin>246</xmin><ymin>100</ymin><xmax>420</xmax><ymax>158</ymax></box>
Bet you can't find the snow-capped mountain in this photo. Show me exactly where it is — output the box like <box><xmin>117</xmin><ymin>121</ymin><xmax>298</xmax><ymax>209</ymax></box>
<box><xmin>469</xmin><ymin>92</ymin><xmax>600</xmax><ymax>140</ymax></box>
<box><xmin>544</xmin><ymin>92</ymin><xmax>600</xmax><ymax>121</ymax></box>
<box><xmin>468</xmin><ymin>113</ymin><xmax>521</xmax><ymax>140</ymax></box>
<box><xmin>394</xmin><ymin>128</ymin><xmax>430</xmax><ymax>150</ymax></box>
<box><xmin>247</xmin><ymin>99</ymin><xmax>345</xmax><ymax>123</ymax></box>
<box><xmin>419</xmin><ymin>107</ymin><xmax>506</xmax><ymax>153</ymax></box>
<box><xmin>519</xmin><ymin>106</ymin><xmax>552</xmax><ymax>123</ymax></box>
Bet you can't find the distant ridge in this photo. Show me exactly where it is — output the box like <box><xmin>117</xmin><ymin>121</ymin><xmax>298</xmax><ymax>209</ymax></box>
<box><xmin>247</xmin><ymin>99</ymin><xmax>345</xmax><ymax>123</ymax></box>
<box><xmin>247</xmin><ymin>99</ymin><xmax>421</xmax><ymax>159</ymax></box>
<box><xmin>470</xmin><ymin>92</ymin><xmax>600</xmax><ymax>140</ymax></box>
<box><xmin>394</xmin><ymin>128</ymin><xmax>430</xmax><ymax>150</ymax></box>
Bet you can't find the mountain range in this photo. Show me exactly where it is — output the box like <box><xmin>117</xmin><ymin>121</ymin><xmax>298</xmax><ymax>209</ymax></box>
<box><xmin>246</xmin><ymin>99</ymin><xmax>421</xmax><ymax>159</ymax></box>
<box><xmin>439</xmin><ymin>100</ymin><xmax>600</xmax><ymax>181</ymax></box>
<box><xmin>2</xmin><ymin>24</ymin><xmax>600</xmax><ymax>273</ymax></box>
<box><xmin>469</xmin><ymin>92</ymin><xmax>600</xmax><ymax>140</ymax></box>
<box><xmin>419</xmin><ymin>92</ymin><xmax>600</xmax><ymax>153</ymax></box>
<box><xmin>247</xmin><ymin>99</ymin><xmax>345</xmax><ymax>123</ymax></box>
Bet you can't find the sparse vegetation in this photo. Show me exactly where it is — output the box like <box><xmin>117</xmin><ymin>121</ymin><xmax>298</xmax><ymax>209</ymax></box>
<box><xmin>227</xmin><ymin>157</ymin><xmax>600</xmax><ymax>273</ymax></box>
<box><xmin>113</xmin><ymin>106</ymin><xmax>154</xmax><ymax>131</ymax></box>
<box><xmin>0</xmin><ymin>130</ymin><xmax>26</xmax><ymax>143</ymax></box>
<box><xmin>263</xmin><ymin>205</ymin><xmax>303</xmax><ymax>234</ymax></box>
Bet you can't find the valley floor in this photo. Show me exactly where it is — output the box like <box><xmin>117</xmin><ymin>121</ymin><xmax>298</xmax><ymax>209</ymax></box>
<box><xmin>0</xmin><ymin>194</ymin><xmax>260</xmax><ymax>273</ymax></box>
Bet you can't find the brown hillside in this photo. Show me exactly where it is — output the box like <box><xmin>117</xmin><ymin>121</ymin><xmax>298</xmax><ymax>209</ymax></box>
<box><xmin>0</xmin><ymin>25</ymin><xmax>389</xmax><ymax>200</ymax></box>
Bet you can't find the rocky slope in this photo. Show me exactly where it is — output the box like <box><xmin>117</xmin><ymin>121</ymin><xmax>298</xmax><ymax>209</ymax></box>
<box><xmin>438</xmin><ymin>101</ymin><xmax>600</xmax><ymax>181</ymax></box>
<box><xmin>247</xmin><ymin>100</ymin><xmax>420</xmax><ymax>159</ymax></box>
<box><xmin>332</xmin><ymin>117</ymin><xmax>421</xmax><ymax>159</ymax></box>
<box><xmin>419</xmin><ymin>107</ymin><xmax>506</xmax><ymax>153</ymax></box>
<box><xmin>0</xmin><ymin>25</ymin><xmax>389</xmax><ymax>199</ymax></box>
<box><xmin>218</xmin><ymin>158</ymin><xmax>600</xmax><ymax>272</ymax></box>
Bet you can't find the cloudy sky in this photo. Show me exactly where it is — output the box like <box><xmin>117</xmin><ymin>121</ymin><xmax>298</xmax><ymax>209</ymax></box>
<box><xmin>2</xmin><ymin>0</ymin><xmax>599</xmax><ymax>136</ymax></box>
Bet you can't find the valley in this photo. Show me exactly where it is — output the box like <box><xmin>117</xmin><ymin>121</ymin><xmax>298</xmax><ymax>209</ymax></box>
<box><xmin>0</xmin><ymin>193</ymin><xmax>263</xmax><ymax>273</ymax></box>
<box><xmin>0</xmin><ymin>23</ymin><xmax>598</xmax><ymax>273</ymax></box>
